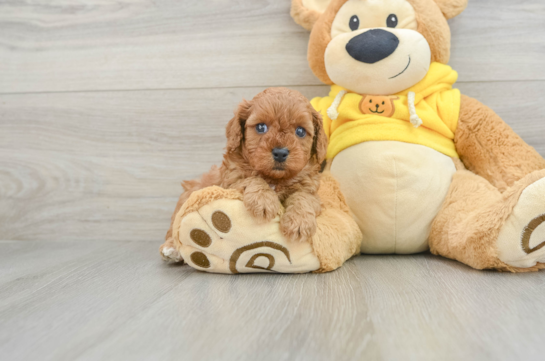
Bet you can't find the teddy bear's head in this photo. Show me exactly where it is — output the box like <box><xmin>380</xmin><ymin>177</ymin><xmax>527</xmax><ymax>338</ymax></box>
<box><xmin>291</xmin><ymin>0</ymin><xmax>467</xmax><ymax>95</ymax></box>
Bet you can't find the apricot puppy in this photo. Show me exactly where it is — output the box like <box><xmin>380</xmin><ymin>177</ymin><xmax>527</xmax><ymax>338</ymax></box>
<box><xmin>161</xmin><ymin>88</ymin><xmax>328</xmax><ymax>261</ymax></box>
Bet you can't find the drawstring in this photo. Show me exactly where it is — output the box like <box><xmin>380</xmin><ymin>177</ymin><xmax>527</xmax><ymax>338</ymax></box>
<box><xmin>327</xmin><ymin>90</ymin><xmax>347</xmax><ymax>120</ymax></box>
<box><xmin>408</xmin><ymin>91</ymin><xmax>423</xmax><ymax>128</ymax></box>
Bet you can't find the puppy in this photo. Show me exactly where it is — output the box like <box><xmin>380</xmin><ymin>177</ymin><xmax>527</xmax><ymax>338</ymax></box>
<box><xmin>161</xmin><ymin>87</ymin><xmax>328</xmax><ymax>261</ymax></box>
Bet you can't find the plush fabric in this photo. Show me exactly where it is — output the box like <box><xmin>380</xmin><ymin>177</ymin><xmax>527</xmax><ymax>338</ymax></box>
<box><xmin>497</xmin><ymin>175</ymin><xmax>545</xmax><ymax>268</ymax></box>
<box><xmin>455</xmin><ymin>95</ymin><xmax>545</xmax><ymax>191</ymax></box>
<box><xmin>306</xmin><ymin>0</ymin><xmax>455</xmax><ymax>84</ymax></box>
<box><xmin>171</xmin><ymin>172</ymin><xmax>362</xmax><ymax>274</ymax></box>
<box><xmin>430</xmin><ymin>164</ymin><xmax>545</xmax><ymax>272</ymax></box>
<box><xmin>312</xmin><ymin>62</ymin><xmax>461</xmax><ymax>159</ymax></box>
<box><xmin>331</xmin><ymin>141</ymin><xmax>455</xmax><ymax>254</ymax></box>
<box><xmin>433</xmin><ymin>0</ymin><xmax>468</xmax><ymax>19</ymax></box>
<box><xmin>325</xmin><ymin>2</ymin><xmax>430</xmax><ymax>95</ymax></box>
<box><xmin>165</xmin><ymin>0</ymin><xmax>545</xmax><ymax>274</ymax></box>
<box><xmin>408</xmin><ymin>0</ymin><xmax>453</xmax><ymax>64</ymax></box>
<box><xmin>289</xmin><ymin>0</ymin><xmax>545</xmax><ymax>272</ymax></box>
<box><xmin>291</xmin><ymin>0</ymin><xmax>322</xmax><ymax>31</ymax></box>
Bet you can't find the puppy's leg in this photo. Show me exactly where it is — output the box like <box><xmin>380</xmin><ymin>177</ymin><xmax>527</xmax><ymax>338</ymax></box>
<box><xmin>233</xmin><ymin>177</ymin><xmax>281</xmax><ymax>222</ymax></box>
<box><xmin>280</xmin><ymin>192</ymin><xmax>321</xmax><ymax>242</ymax></box>
<box><xmin>160</xmin><ymin>166</ymin><xmax>222</xmax><ymax>262</ymax></box>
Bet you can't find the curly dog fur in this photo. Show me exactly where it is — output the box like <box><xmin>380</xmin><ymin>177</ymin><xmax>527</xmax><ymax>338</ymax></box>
<box><xmin>161</xmin><ymin>87</ymin><xmax>328</xmax><ymax>261</ymax></box>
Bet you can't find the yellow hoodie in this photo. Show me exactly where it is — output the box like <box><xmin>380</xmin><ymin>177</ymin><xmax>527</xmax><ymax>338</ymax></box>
<box><xmin>311</xmin><ymin>62</ymin><xmax>461</xmax><ymax>159</ymax></box>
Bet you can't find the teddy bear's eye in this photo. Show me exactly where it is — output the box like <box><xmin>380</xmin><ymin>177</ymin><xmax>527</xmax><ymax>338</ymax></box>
<box><xmin>386</xmin><ymin>14</ymin><xmax>398</xmax><ymax>28</ymax></box>
<box><xmin>295</xmin><ymin>127</ymin><xmax>307</xmax><ymax>138</ymax></box>
<box><xmin>256</xmin><ymin>123</ymin><xmax>268</xmax><ymax>134</ymax></box>
<box><xmin>349</xmin><ymin>15</ymin><xmax>359</xmax><ymax>31</ymax></box>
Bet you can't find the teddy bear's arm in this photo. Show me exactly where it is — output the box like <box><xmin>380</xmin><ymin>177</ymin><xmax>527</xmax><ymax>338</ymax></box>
<box><xmin>454</xmin><ymin>95</ymin><xmax>545</xmax><ymax>192</ymax></box>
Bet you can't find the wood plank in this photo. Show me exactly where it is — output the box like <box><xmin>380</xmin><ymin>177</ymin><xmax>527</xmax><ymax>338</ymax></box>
<box><xmin>0</xmin><ymin>0</ymin><xmax>544</xmax><ymax>94</ymax></box>
<box><xmin>450</xmin><ymin>0</ymin><xmax>545</xmax><ymax>82</ymax></box>
<box><xmin>1</xmin><ymin>241</ymin><xmax>545</xmax><ymax>361</ymax></box>
<box><xmin>1</xmin><ymin>82</ymin><xmax>544</xmax><ymax>242</ymax></box>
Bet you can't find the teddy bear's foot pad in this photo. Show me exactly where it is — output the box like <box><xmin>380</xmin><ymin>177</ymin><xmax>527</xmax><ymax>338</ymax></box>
<box><xmin>497</xmin><ymin>177</ymin><xmax>545</xmax><ymax>268</ymax></box>
<box><xmin>176</xmin><ymin>197</ymin><xmax>320</xmax><ymax>274</ymax></box>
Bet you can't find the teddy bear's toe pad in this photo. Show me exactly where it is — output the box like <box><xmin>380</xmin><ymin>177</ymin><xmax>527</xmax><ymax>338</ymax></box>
<box><xmin>497</xmin><ymin>177</ymin><xmax>545</xmax><ymax>268</ymax></box>
<box><xmin>176</xmin><ymin>198</ymin><xmax>320</xmax><ymax>274</ymax></box>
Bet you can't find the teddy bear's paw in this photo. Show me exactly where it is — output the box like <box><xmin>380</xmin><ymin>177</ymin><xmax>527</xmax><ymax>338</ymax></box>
<box><xmin>175</xmin><ymin>198</ymin><xmax>320</xmax><ymax>274</ymax></box>
<box><xmin>497</xmin><ymin>177</ymin><xmax>545</xmax><ymax>268</ymax></box>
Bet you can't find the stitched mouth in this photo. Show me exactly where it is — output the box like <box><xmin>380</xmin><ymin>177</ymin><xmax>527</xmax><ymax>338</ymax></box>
<box><xmin>368</xmin><ymin>108</ymin><xmax>384</xmax><ymax>114</ymax></box>
<box><xmin>389</xmin><ymin>55</ymin><xmax>411</xmax><ymax>79</ymax></box>
<box><xmin>273</xmin><ymin>164</ymin><xmax>285</xmax><ymax>171</ymax></box>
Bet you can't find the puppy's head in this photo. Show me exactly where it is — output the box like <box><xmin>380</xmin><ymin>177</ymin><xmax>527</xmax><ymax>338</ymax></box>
<box><xmin>291</xmin><ymin>0</ymin><xmax>467</xmax><ymax>95</ymax></box>
<box><xmin>226</xmin><ymin>87</ymin><xmax>327</xmax><ymax>180</ymax></box>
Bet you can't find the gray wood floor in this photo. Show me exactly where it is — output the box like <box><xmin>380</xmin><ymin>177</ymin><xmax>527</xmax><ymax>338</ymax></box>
<box><xmin>1</xmin><ymin>0</ymin><xmax>545</xmax><ymax>360</ymax></box>
<box><xmin>2</xmin><ymin>241</ymin><xmax>545</xmax><ymax>361</ymax></box>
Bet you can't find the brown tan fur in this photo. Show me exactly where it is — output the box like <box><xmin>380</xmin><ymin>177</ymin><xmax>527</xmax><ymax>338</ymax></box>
<box><xmin>292</xmin><ymin>0</ymin><xmax>545</xmax><ymax>272</ymax></box>
<box><xmin>290</xmin><ymin>0</ymin><xmax>321</xmax><ymax>31</ymax></box>
<box><xmin>455</xmin><ymin>95</ymin><xmax>545</xmax><ymax>192</ymax></box>
<box><xmin>305</xmin><ymin>0</ymin><xmax>459</xmax><ymax>85</ymax></box>
<box><xmin>306</xmin><ymin>0</ymin><xmax>347</xmax><ymax>84</ymax></box>
<box><xmin>168</xmin><ymin>172</ymin><xmax>362</xmax><ymax>272</ymax></box>
<box><xmin>430</xmin><ymin>161</ymin><xmax>545</xmax><ymax>272</ymax></box>
<box><xmin>161</xmin><ymin>88</ymin><xmax>329</xmax><ymax>261</ymax></box>
<box><xmin>428</xmin><ymin>96</ymin><xmax>545</xmax><ymax>272</ymax></box>
<box><xmin>312</xmin><ymin>171</ymin><xmax>362</xmax><ymax>272</ymax></box>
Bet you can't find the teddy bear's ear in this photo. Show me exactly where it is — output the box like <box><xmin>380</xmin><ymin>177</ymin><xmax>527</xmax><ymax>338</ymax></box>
<box><xmin>291</xmin><ymin>0</ymin><xmax>332</xmax><ymax>31</ymax></box>
<box><xmin>434</xmin><ymin>0</ymin><xmax>468</xmax><ymax>19</ymax></box>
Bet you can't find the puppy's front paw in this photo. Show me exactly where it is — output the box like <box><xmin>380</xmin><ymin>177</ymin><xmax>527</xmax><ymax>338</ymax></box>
<box><xmin>243</xmin><ymin>189</ymin><xmax>281</xmax><ymax>222</ymax></box>
<box><xmin>280</xmin><ymin>210</ymin><xmax>317</xmax><ymax>242</ymax></box>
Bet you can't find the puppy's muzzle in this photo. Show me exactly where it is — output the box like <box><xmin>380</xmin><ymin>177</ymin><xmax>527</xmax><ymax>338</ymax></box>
<box><xmin>346</xmin><ymin>29</ymin><xmax>399</xmax><ymax>64</ymax></box>
<box><xmin>272</xmin><ymin>147</ymin><xmax>289</xmax><ymax>163</ymax></box>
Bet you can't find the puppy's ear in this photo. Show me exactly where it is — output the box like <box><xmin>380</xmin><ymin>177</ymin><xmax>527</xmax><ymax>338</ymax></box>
<box><xmin>434</xmin><ymin>0</ymin><xmax>467</xmax><ymax>19</ymax></box>
<box><xmin>311</xmin><ymin>108</ymin><xmax>328</xmax><ymax>164</ymax></box>
<box><xmin>226</xmin><ymin>99</ymin><xmax>251</xmax><ymax>153</ymax></box>
<box><xmin>291</xmin><ymin>0</ymin><xmax>331</xmax><ymax>31</ymax></box>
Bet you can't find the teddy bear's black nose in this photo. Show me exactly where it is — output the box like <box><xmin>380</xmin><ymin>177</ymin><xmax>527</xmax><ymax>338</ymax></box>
<box><xmin>346</xmin><ymin>29</ymin><xmax>399</xmax><ymax>64</ymax></box>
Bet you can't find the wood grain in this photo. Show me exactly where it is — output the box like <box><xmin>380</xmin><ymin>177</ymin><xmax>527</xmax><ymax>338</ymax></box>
<box><xmin>0</xmin><ymin>0</ymin><xmax>544</xmax><ymax>94</ymax></box>
<box><xmin>1</xmin><ymin>241</ymin><xmax>544</xmax><ymax>361</ymax></box>
<box><xmin>1</xmin><ymin>82</ymin><xmax>544</xmax><ymax>242</ymax></box>
<box><xmin>1</xmin><ymin>1</ymin><xmax>545</xmax><ymax>360</ymax></box>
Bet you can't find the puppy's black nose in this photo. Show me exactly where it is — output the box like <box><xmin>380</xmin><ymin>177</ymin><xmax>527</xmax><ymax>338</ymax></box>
<box><xmin>272</xmin><ymin>148</ymin><xmax>289</xmax><ymax>163</ymax></box>
<box><xmin>346</xmin><ymin>29</ymin><xmax>399</xmax><ymax>64</ymax></box>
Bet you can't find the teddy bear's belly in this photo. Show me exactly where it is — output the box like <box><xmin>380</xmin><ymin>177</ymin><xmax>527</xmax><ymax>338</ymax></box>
<box><xmin>330</xmin><ymin>141</ymin><xmax>456</xmax><ymax>254</ymax></box>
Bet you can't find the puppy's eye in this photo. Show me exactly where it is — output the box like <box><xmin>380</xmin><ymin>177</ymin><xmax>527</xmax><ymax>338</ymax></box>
<box><xmin>386</xmin><ymin>14</ymin><xmax>398</xmax><ymax>28</ymax></box>
<box><xmin>295</xmin><ymin>127</ymin><xmax>306</xmax><ymax>138</ymax></box>
<box><xmin>255</xmin><ymin>123</ymin><xmax>268</xmax><ymax>134</ymax></box>
<box><xmin>349</xmin><ymin>15</ymin><xmax>359</xmax><ymax>31</ymax></box>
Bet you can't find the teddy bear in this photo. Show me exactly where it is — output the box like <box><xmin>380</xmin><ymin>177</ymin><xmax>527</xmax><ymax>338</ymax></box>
<box><xmin>161</xmin><ymin>0</ymin><xmax>545</xmax><ymax>273</ymax></box>
<box><xmin>292</xmin><ymin>0</ymin><xmax>545</xmax><ymax>271</ymax></box>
